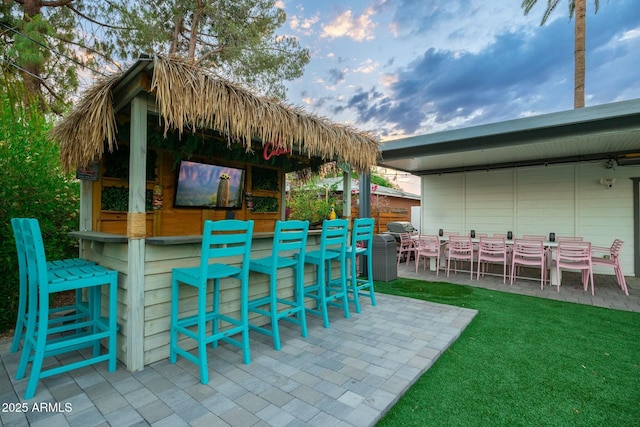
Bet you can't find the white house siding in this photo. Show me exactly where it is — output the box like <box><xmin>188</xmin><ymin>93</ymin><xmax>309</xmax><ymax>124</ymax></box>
<box><xmin>421</xmin><ymin>161</ymin><xmax>639</xmax><ymax>276</ymax></box>
<box><xmin>466</xmin><ymin>169</ymin><xmax>515</xmax><ymax>235</ymax></box>
<box><xmin>420</xmin><ymin>173</ymin><xmax>464</xmax><ymax>234</ymax></box>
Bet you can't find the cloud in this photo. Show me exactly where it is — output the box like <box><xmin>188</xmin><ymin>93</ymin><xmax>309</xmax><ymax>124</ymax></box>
<box><xmin>321</xmin><ymin>7</ymin><xmax>377</xmax><ymax>41</ymax></box>
<box><xmin>353</xmin><ymin>59</ymin><xmax>378</xmax><ymax>74</ymax></box>
<box><xmin>339</xmin><ymin>23</ymin><xmax>572</xmax><ymax>135</ymax></box>
<box><xmin>289</xmin><ymin>14</ymin><xmax>320</xmax><ymax>36</ymax></box>
<box><xmin>619</xmin><ymin>28</ymin><xmax>640</xmax><ymax>42</ymax></box>
<box><xmin>389</xmin><ymin>0</ymin><xmax>535</xmax><ymax>53</ymax></box>
<box><xmin>286</xmin><ymin>0</ymin><xmax>640</xmax><ymax>139</ymax></box>
<box><xmin>334</xmin><ymin>0</ymin><xmax>640</xmax><ymax>137</ymax></box>
<box><xmin>327</xmin><ymin>68</ymin><xmax>345</xmax><ymax>86</ymax></box>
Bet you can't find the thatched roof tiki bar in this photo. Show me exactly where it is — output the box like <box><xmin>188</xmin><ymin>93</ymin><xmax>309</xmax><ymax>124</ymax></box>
<box><xmin>52</xmin><ymin>55</ymin><xmax>380</xmax><ymax>371</ymax></box>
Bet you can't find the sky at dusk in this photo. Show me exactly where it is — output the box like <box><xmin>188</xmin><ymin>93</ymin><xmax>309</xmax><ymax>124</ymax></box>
<box><xmin>278</xmin><ymin>0</ymin><xmax>640</xmax><ymax>143</ymax></box>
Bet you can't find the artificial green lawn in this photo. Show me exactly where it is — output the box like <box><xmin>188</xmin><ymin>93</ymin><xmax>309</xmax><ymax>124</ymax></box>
<box><xmin>375</xmin><ymin>278</ymin><xmax>640</xmax><ymax>426</ymax></box>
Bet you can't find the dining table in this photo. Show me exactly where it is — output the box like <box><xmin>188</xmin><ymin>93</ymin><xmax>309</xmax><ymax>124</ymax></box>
<box><xmin>417</xmin><ymin>236</ymin><xmax>561</xmax><ymax>286</ymax></box>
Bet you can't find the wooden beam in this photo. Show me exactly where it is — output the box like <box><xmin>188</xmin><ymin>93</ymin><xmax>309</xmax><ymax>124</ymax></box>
<box><xmin>126</xmin><ymin>94</ymin><xmax>148</xmax><ymax>371</ymax></box>
<box><xmin>113</xmin><ymin>70</ymin><xmax>152</xmax><ymax>113</ymax></box>
<box><xmin>343</xmin><ymin>172</ymin><xmax>352</xmax><ymax>220</ymax></box>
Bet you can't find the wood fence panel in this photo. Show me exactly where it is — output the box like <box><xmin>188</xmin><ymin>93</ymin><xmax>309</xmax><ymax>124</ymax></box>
<box><xmin>351</xmin><ymin>207</ymin><xmax>411</xmax><ymax>234</ymax></box>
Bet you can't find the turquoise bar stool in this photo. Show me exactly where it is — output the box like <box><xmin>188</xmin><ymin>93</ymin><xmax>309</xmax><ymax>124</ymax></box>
<box><xmin>303</xmin><ymin>218</ymin><xmax>350</xmax><ymax>328</ymax></box>
<box><xmin>15</xmin><ymin>218</ymin><xmax>118</xmax><ymax>399</ymax></box>
<box><xmin>345</xmin><ymin>218</ymin><xmax>376</xmax><ymax>313</ymax></box>
<box><xmin>170</xmin><ymin>219</ymin><xmax>254</xmax><ymax>385</ymax></box>
<box><xmin>10</xmin><ymin>218</ymin><xmax>96</xmax><ymax>354</ymax></box>
<box><xmin>248</xmin><ymin>220</ymin><xmax>309</xmax><ymax>350</ymax></box>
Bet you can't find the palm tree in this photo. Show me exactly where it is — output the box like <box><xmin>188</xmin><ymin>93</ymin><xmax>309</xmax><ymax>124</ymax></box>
<box><xmin>522</xmin><ymin>0</ymin><xmax>600</xmax><ymax>109</ymax></box>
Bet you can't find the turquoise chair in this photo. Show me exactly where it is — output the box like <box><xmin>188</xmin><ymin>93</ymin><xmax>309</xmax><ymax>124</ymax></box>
<box><xmin>248</xmin><ymin>220</ymin><xmax>309</xmax><ymax>350</ymax></box>
<box><xmin>15</xmin><ymin>218</ymin><xmax>118</xmax><ymax>399</ymax></box>
<box><xmin>10</xmin><ymin>218</ymin><xmax>96</xmax><ymax>353</ymax></box>
<box><xmin>303</xmin><ymin>218</ymin><xmax>350</xmax><ymax>328</ymax></box>
<box><xmin>344</xmin><ymin>218</ymin><xmax>376</xmax><ymax>313</ymax></box>
<box><xmin>170</xmin><ymin>219</ymin><xmax>254</xmax><ymax>385</ymax></box>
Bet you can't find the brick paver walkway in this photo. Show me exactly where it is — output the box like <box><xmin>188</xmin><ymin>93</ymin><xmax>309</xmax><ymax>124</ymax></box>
<box><xmin>1</xmin><ymin>293</ymin><xmax>476</xmax><ymax>427</ymax></box>
<box><xmin>2</xmin><ymin>264</ymin><xmax>635</xmax><ymax>426</ymax></box>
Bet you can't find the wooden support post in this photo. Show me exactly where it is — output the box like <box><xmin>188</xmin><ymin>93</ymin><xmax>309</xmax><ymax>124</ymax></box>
<box><xmin>343</xmin><ymin>171</ymin><xmax>352</xmax><ymax>221</ymax></box>
<box><xmin>126</xmin><ymin>94</ymin><xmax>147</xmax><ymax>371</ymax></box>
<box><xmin>359</xmin><ymin>172</ymin><xmax>371</xmax><ymax>274</ymax></box>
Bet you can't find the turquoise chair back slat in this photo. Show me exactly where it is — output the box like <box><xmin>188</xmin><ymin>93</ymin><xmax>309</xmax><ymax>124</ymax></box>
<box><xmin>200</xmin><ymin>219</ymin><xmax>254</xmax><ymax>279</ymax></box>
<box><xmin>10</xmin><ymin>219</ymin><xmax>29</xmax><ymax>352</ymax></box>
<box><xmin>320</xmin><ymin>218</ymin><xmax>349</xmax><ymax>254</ymax></box>
<box><xmin>21</xmin><ymin>219</ymin><xmax>50</xmax><ymax>294</ymax></box>
<box><xmin>352</xmin><ymin>217</ymin><xmax>374</xmax><ymax>249</ymax></box>
<box><xmin>273</xmin><ymin>220</ymin><xmax>309</xmax><ymax>254</ymax></box>
<box><xmin>11</xmin><ymin>218</ymin><xmax>28</xmax><ymax>284</ymax></box>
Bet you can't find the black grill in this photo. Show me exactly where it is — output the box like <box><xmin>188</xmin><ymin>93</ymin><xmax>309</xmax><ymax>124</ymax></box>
<box><xmin>386</xmin><ymin>221</ymin><xmax>417</xmax><ymax>233</ymax></box>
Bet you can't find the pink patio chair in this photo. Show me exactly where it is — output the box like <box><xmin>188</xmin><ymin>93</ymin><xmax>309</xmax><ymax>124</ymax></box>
<box><xmin>591</xmin><ymin>239</ymin><xmax>628</xmax><ymax>296</ymax></box>
<box><xmin>447</xmin><ymin>236</ymin><xmax>473</xmax><ymax>279</ymax></box>
<box><xmin>396</xmin><ymin>232</ymin><xmax>415</xmax><ymax>266</ymax></box>
<box><xmin>476</xmin><ymin>237</ymin><xmax>508</xmax><ymax>284</ymax></box>
<box><xmin>441</xmin><ymin>231</ymin><xmax>459</xmax><ymax>252</ymax></box>
<box><xmin>554</xmin><ymin>241</ymin><xmax>594</xmax><ymax>295</ymax></box>
<box><xmin>414</xmin><ymin>235</ymin><xmax>441</xmax><ymax>275</ymax></box>
<box><xmin>470</xmin><ymin>232</ymin><xmax>488</xmax><ymax>255</ymax></box>
<box><xmin>494</xmin><ymin>233</ymin><xmax>514</xmax><ymax>256</ymax></box>
<box><xmin>510</xmin><ymin>239</ymin><xmax>546</xmax><ymax>289</ymax></box>
<box><xmin>521</xmin><ymin>234</ymin><xmax>550</xmax><ymax>270</ymax></box>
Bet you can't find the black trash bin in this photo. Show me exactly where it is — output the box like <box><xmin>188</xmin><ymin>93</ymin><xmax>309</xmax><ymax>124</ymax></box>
<box><xmin>372</xmin><ymin>234</ymin><xmax>398</xmax><ymax>282</ymax></box>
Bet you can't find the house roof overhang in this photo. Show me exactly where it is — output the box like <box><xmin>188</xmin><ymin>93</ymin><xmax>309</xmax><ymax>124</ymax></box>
<box><xmin>378</xmin><ymin>98</ymin><xmax>640</xmax><ymax>175</ymax></box>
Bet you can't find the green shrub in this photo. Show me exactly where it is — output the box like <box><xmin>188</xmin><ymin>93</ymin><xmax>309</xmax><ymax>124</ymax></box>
<box><xmin>251</xmin><ymin>196</ymin><xmax>279</xmax><ymax>213</ymax></box>
<box><xmin>0</xmin><ymin>96</ymin><xmax>80</xmax><ymax>332</ymax></box>
<box><xmin>287</xmin><ymin>180</ymin><xmax>341</xmax><ymax>225</ymax></box>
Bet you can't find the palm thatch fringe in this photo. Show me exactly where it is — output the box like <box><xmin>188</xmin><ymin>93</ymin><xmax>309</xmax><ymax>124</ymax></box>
<box><xmin>52</xmin><ymin>55</ymin><xmax>379</xmax><ymax>173</ymax></box>
<box><xmin>51</xmin><ymin>74</ymin><xmax>120</xmax><ymax>173</ymax></box>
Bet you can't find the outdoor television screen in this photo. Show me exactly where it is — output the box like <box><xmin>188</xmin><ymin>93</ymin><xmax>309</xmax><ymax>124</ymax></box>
<box><xmin>174</xmin><ymin>160</ymin><xmax>245</xmax><ymax>209</ymax></box>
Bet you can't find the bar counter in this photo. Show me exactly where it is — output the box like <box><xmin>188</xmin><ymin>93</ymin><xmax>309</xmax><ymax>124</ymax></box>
<box><xmin>70</xmin><ymin>229</ymin><xmax>327</xmax><ymax>370</ymax></box>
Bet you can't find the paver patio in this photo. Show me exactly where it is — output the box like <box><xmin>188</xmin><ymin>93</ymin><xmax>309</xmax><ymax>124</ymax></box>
<box><xmin>2</xmin><ymin>263</ymin><xmax>636</xmax><ymax>426</ymax></box>
<box><xmin>1</xmin><ymin>292</ymin><xmax>476</xmax><ymax>427</ymax></box>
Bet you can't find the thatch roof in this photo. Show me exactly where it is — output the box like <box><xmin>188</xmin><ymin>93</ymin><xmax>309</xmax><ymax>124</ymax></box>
<box><xmin>52</xmin><ymin>55</ymin><xmax>379</xmax><ymax>173</ymax></box>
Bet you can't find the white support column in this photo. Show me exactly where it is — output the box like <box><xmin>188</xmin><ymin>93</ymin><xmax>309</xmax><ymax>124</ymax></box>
<box><xmin>359</xmin><ymin>172</ymin><xmax>371</xmax><ymax>219</ymax></box>
<box><xmin>343</xmin><ymin>171</ymin><xmax>352</xmax><ymax>220</ymax></box>
<box><xmin>281</xmin><ymin>170</ymin><xmax>287</xmax><ymax>220</ymax></box>
<box><xmin>126</xmin><ymin>94</ymin><xmax>147</xmax><ymax>371</ymax></box>
<box><xmin>78</xmin><ymin>180</ymin><xmax>93</xmax><ymax>259</ymax></box>
<box><xmin>79</xmin><ymin>180</ymin><xmax>93</xmax><ymax>232</ymax></box>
